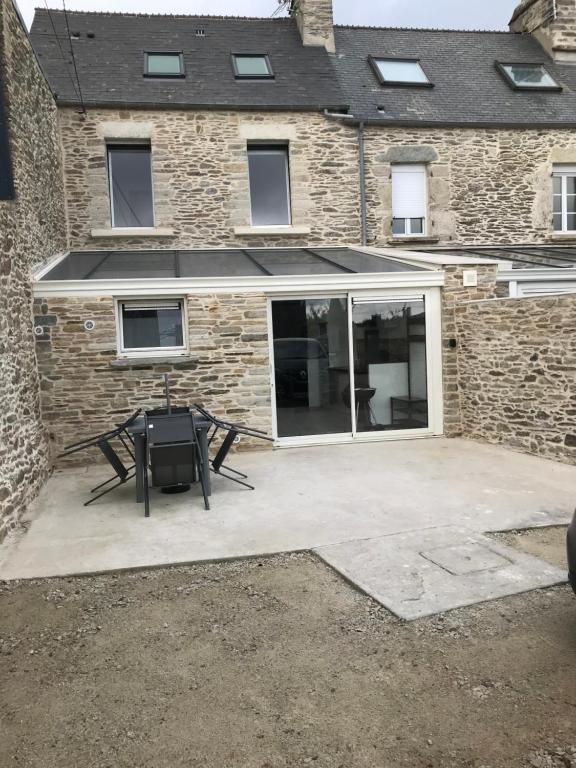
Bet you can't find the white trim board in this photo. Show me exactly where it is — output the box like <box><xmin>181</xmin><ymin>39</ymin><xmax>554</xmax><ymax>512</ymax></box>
<box><xmin>33</xmin><ymin>270</ymin><xmax>445</xmax><ymax>298</ymax></box>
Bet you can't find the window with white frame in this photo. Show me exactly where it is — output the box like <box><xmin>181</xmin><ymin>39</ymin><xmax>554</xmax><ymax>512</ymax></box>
<box><xmin>553</xmin><ymin>165</ymin><xmax>576</xmax><ymax>233</ymax></box>
<box><xmin>247</xmin><ymin>144</ymin><xmax>291</xmax><ymax>226</ymax></box>
<box><xmin>391</xmin><ymin>164</ymin><xmax>427</xmax><ymax>237</ymax></box>
<box><xmin>117</xmin><ymin>299</ymin><xmax>186</xmax><ymax>356</ymax></box>
<box><xmin>107</xmin><ymin>144</ymin><xmax>155</xmax><ymax>228</ymax></box>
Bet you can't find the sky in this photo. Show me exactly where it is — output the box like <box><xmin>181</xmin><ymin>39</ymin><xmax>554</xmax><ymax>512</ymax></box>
<box><xmin>17</xmin><ymin>0</ymin><xmax>520</xmax><ymax>32</ymax></box>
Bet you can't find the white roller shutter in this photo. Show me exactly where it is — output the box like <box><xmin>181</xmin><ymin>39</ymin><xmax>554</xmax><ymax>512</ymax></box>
<box><xmin>392</xmin><ymin>164</ymin><xmax>427</xmax><ymax>219</ymax></box>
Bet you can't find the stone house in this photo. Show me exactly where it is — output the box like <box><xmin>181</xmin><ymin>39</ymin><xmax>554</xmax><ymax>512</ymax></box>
<box><xmin>1</xmin><ymin>0</ymin><xmax>576</xmax><ymax>535</ymax></box>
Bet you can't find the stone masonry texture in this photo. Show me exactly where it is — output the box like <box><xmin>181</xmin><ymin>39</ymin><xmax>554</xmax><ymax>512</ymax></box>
<box><xmin>510</xmin><ymin>0</ymin><xmax>576</xmax><ymax>59</ymax></box>
<box><xmin>58</xmin><ymin>108</ymin><xmax>361</xmax><ymax>251</ymax></box>
<box><xmin>35</xmin><ymin>293</ymin><xmax>272</xmax><ymax>467</ymax></box>
<box><xmin>441</xmin><ymin>265</ymin><xmax>499</xmax><ymax>438</ymax></box>
<box><xmin>57</xmin><ymin>106</ymin><xmax>576</xmax><ymax>251</ymax></box>
<box><xmin>455</xmin><ymin>293</ymin><xmax>576</xmax><ymax>464</ymax></box>
<box><xmin>0</xmin><ymin>0</ymin><xmax>67</xmax><ymax>540</ymax></box>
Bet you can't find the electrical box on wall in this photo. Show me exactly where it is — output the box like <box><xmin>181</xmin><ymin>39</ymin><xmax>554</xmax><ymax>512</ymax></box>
<box><xmin>462</xmin><ymin>269</ymin><xmax>478</xmax><ymax>287</ymax></box>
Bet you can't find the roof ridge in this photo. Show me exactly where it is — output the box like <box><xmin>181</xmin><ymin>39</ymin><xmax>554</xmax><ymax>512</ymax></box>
<box><xmin>334</xmin><ymin>24</ymin><xmax>514</xmax><ymax>34</ymax></box>
<box><xmin>33</xmin><ymin>8</ymin><xmax>290</xmax><ymax>21</ymax></box>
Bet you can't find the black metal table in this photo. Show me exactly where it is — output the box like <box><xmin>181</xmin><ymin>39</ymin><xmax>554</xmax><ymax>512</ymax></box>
<box><xmin>128</xmin><ymin>412</ymin><xmax>212</xmax><ymax>503</ymax></box>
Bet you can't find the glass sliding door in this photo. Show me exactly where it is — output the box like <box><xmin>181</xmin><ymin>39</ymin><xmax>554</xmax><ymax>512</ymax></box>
<box><xmin>271</xmin><ymin>298</ymin><xmax>352</xmax><ymax>438</ymax></box>
<box><xmin>351</xmin><ymin>297</ymin><xmax>429</xmax><ymax>433</ymax></box>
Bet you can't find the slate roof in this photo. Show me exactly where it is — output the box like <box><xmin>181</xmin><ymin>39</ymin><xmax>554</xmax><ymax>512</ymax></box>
<box><xmin>29</xmin><ymin>9</ymin><xmax>576</xmax><ymax>125</ymax></box>
<box><xmin>333</xmin><ymin>26</ymin><xmax>576</xmax><ymax>126</ymax></box>
<box><xmin>29</xmin><ymin>10</ymin><xmax>346</xmax><ymax>111</ymax></box>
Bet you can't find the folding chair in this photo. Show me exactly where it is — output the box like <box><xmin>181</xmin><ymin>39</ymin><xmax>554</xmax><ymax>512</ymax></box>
<box><xmin>193</xmin><ymin>404</ymin><xmax>273</xmax><ymax>491</ymax></box>
<box><xmin>59</xmin><ymin>410</ymin><xmax>141</xmax><ymax>506</ymax></box>
<box><xmin>143</xmin><ymin>410</ymin><xmax>210</xmax><ymax>517</ymax></box>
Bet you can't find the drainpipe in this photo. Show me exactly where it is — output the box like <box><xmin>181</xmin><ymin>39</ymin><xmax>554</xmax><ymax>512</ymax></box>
<box><xmin>323</xmin><ymin>110</ymin><xmax>368</xmax><ymax>246</ymax></box>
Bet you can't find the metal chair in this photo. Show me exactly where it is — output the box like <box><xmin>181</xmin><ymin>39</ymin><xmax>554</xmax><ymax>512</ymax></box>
<box><xmin>59</xmin><ymin>410</ymin><xmax>141</xmax><ymax>506</ymax></box>
<box><xmin>193</xmin><ymin>404</ymin><xmax>273</xmax><ymax>490</ymax></box>
<box><xmin>143</xmin><ymin>410</ymin><xmax>210</xmax><ymax>517</ymax></box>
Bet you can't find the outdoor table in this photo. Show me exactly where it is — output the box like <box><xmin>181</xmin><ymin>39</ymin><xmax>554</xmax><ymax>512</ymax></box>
<box><xmin>128</xmin><ymin>410</ymin><xmax>212</xmax><ymax>503</ymax></box>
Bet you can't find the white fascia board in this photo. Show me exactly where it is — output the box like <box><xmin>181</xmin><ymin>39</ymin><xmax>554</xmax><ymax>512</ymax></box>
<box><xmin>356</xmin><ymin>245</ymin><xmax>497</xmax><ymax>267</ymax></box>
<box><xmin>497</xmin><ymin>267</ymin><xmax>576</xmax><ymax>282</ymax></box>
<box><xmin>33</xmin><ymin>270</ymin><xmax>444</xmax><ymax>298</ymax></box>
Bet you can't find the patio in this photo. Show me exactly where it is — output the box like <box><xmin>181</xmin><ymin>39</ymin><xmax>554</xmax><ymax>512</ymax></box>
<box><xmin>1</xmin><ymin>438</ymin><xmax>574</xmax><ymax>618</ymax></box>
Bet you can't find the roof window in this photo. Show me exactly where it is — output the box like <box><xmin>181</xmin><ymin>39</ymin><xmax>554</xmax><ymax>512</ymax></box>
<box><xmin>496</xmin><ymin>62</ymin><xmax>561</xmax><ymax>91</ymax></box>
<box><xmin>369</xmin><ymin>57</ymin><xmax>432</xmax><ymax>87</ymax></box>
<box><xmin>144</xmin><ymin>52</ymin><xmax>185</xmax><ymax>78</ymax></box>
<box><xmin>232</xmin><ymin>54</ymin><xmax>274</xmax><ymax>79</ymax></box>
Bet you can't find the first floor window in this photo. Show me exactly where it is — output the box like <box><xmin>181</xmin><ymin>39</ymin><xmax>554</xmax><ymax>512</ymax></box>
<box><xmin>391</xmin><ymin>164</ymin><xmax>427</xmax><ymax>237</ymax></box>
<box><xmin>247</xmin><ymin>144</ymin><xmax>291</xmax><ymax>226</ymax></box>
<box><xmin>108</xmin><ymin>144</ymin><xmax>154</xmax><ymax>228</ymax></box>
<box><xmin>553</xmin><ymin>165</ymin><xmax>576</xmax><ymax>232</ymax></box>
<box><xmin>118</xmin><ymin>300</ymin><xmax>185</xmax><ymax>355</ymax></box>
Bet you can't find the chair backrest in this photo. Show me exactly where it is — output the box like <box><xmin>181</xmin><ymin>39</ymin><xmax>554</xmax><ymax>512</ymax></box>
<box><xmin>146</xmin><ymin>412</ymin><xmax>195</xmax><ymax>446</ymax></box>
<box><xmin>118</xmin><ymin>409</ymin><xmax>142</xmax><ymax>430</ymax></box>
<box><xmin>146</xmin><ymin>412</ymin><xmax>198</xmax><ymax>488</ymax></box>
<box><xmin>97</xmin><ymin>439</ymin><xmax>130</xmax><ymax>481</ymax></box>
<box><xmin>145</xmin><ymin>406</ymin><xmax>189</xmax><ymax>419</ymax></box>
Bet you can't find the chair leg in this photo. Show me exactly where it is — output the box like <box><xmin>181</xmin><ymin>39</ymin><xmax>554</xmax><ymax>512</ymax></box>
<box><xmin>220</xmin><ymin>463</ymin><xmax>248</xmax><ymax>479</ymax></box>
<box><xmin>211</xmin><ymin>468</ymin><xmax>255</xmax><ymax>491</ymax></box>
<box><xmin>90</xmin><ymin>474</ymin><xmax>121</xmax><ymax>494</ymax></box>
<box><xmin>143</xmin><ymin>462</ymin><xmax>150</xmax><ymax>518</ymax></box>
<box><xmin>84</xmin><ymin>472</ymin><xmax>136</xmax><ymax>506</ymax></box>
<box><xmin>196</xmin><ymin>447</ymin><xmax>210</xmax><ymax>511</ymax></box>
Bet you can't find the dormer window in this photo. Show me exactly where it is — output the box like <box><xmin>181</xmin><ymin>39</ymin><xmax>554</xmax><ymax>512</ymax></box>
<box><xmin>232</xmin><ymin>54</ymin><xmax>274</xmax><ymax>79</ymax></box>
<box><xmin>144</xmin><ymin>52</ymin><xmax>185</xmax><ymax>78</ymax></box>
<box><xmin>496</xmin><ymin>62</ymin><xmax>561</xmax><ymax>91</ymax></box>
<box><xmin>369</xmin><ymin>57</ymin><xmax>432</xmax><ymax>87</ymax></box>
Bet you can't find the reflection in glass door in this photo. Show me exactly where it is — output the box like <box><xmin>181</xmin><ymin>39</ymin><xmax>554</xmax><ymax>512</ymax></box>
<box><xmin>271</xmin><ymin>298</ymin><xmax>352</xmax><ymax>438</ymax></box>
<box><xmin>351</xmin><ymin>297</ymin><xmax>428</xmax><ymax>433</ymax></box>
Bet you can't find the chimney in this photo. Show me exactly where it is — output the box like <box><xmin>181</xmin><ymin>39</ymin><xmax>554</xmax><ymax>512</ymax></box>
<box><xmin>510</xmin><ymin>0</ymin><xmax>576</xmax><ymax>62</ymax></box>
<box><xmin>290</xmin><ymin>0</ymin><xmax>336</xmax><ymax>53</ymax></box>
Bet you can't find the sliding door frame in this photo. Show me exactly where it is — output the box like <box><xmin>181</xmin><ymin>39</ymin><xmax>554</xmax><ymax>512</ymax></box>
<box><xmin>267</xmin><ymin>286</ymin><xmax>443</xmax><ymax>447</ymax></box>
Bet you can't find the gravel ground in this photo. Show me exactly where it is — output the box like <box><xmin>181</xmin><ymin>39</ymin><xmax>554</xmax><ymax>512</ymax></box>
<box><xmin>1</xmin><ymin>534</ymin><xmax>575</xmax><ymax>768</ymax></box>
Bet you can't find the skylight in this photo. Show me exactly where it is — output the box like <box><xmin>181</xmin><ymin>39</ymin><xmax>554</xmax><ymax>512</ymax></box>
<box><xmin>370</xmin><ymin>57</ymin><xmax>432</xmax><ymax>87</ymax></box>
<box><xmin>232</xmin><ymin>54</ymin><xmax>274</xmax><ymax>79</ymax></box>
<box><xmin>496</xmin><ymin>62</ymin><xmax>561</xmax><ymax>91</ymax></box>
<box><xmin>144</xmin><ymin>52</ymin><xmax>185</xmax><ymax>78</ymax></box>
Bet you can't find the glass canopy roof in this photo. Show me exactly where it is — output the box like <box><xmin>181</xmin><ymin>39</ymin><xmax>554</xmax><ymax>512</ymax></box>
<box><xmin>421</xmin><ymin>245</ymin><xmax>576</xmax><ymax>270</ymax></box>
<box><xmin>40</xmin><ymin>247</ymin><xmax>425</xmax><ymax>281</ymax></box>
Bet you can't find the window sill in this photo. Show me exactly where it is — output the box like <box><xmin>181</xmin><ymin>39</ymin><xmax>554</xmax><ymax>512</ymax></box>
<box><xmin>387</xmin><ymin>237</ymin><xmax>439</xmax><ymax>245</ymax></box>
<box><xmin>234</xmin><ymin>225</ymin><xmax>311</xmax><ymax>236</ymax></box>
<box><xmin>91</xmin><ymin>227</ymin><xmax>175</xmax><ymax>239</ymax></box>
<box><xmin>110</xmin><ymin>355</ymin><xmax>195</xmax><ymax>368</ymax></box>
<box><xmin>547</xmin><ymin>233</ymin><xmax>576</xmax><ymax>242</ymax></box>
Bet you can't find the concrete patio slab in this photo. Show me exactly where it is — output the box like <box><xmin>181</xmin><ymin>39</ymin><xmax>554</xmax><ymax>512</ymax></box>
<box><xmin>0</xmin><ymin>438</ymin><xmax>574</xmax><ymax>619</ymax></box>
<box><xmin>315</xmin><ymin>527</ymin><xmax>567</xmax><ymax>620</ymax></box>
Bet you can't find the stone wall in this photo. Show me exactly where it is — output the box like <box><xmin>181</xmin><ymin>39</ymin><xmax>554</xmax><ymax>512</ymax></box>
<box><xmin>363</xmin><ymin>125</ymin><xmax>576</xmax><ymax>247</ymax></box>
<box><xmin>455</xmin><ymin>292</ymin><xmax>576</xmax><ymax>464</ymax></box>
<box><xmin>441</xmin><ymin>265</ymin><xmax>499</xmax><ymax>437</ymax></box>
<box><xmin>0</xmin><ymin>0</ymin><xmax>67</xmax><ymax>540</ymax></box>
<box><xmin>58</xmin><ymin>107</ymin><xmax>361</xmax><ymax>251</ymax></box>
<box><xmin>510</xmin><ymin>0</ymin><xmax>576</xmax><ymax>61</ymax></box>
<box><xmin>35</xmin><ymin>293</ymin><xmax>272</xmax><ymax>466</ymax></box>
<box><xmin>291</xmin><ymin>0</ymin><xmax>335</xmax><ymax>52</ymax></box>
<box><xmin>58</xmin><ymin>107</ymin><xmax>576</xmax><ymax>251</ymax></box>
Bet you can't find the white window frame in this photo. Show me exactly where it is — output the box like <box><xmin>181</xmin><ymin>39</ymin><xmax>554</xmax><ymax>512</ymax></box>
<box><xmin>107</xmin><ymin>143</ymin><xmax>156</xmax><ymax>229</ymax></box>
<box><xmin>391</xmin><ymin>164</ymin><xmax>428</xmax><ymax>238</ymax></box>
<box><xmin>552</xmin><ymin>165</ymin><xmax>576</xmax><ymax>233</ymax></box>
<box><xmin>115</xmin><ymin>298</ymin><xmax>188</xmax><ymax>358</ymax></box>
<box><xmin>247</xmin><ymin>144</ymin><xmax>292</xmax><ymax>227</ymax></box>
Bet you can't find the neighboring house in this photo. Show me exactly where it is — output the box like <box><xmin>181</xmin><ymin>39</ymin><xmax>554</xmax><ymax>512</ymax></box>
<box><xmin>0</xmin><ymin>0</ymin><xmax>67</xmax><ymax>540</ymax></box>
<box><xmin>1</xmin><ymin>0</ymin><xmax>576</xmax><ymax>535</ymax></box>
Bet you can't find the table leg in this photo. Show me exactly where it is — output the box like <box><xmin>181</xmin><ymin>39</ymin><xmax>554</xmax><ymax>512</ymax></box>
<box><xmin>134</xmin><ymin>433</ymin><xmax>145</xmax><ymax>503</ymax></box>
